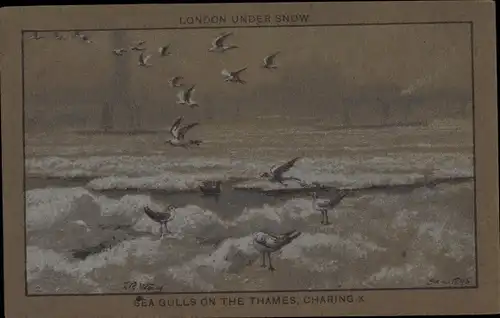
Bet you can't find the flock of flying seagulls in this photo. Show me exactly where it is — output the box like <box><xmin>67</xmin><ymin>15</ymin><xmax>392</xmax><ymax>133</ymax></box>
<box><xmin>29</xmin><ymin>30</ymin><xmax>343</xmax><ymax>272</ymax></box>
<box><xmin>29</xmin><ymin>30</ymin><xmax>93</xmax><ymax>43</ymax></box>
<box><xmin>28</xmin><ymin>30</ymin><xmax>281</xmax><ymax>148</ymax></box>
<box><xmin>142</xmin><ymin>156</ymin><xmax>348</xmax><ymax>271</ymax></box>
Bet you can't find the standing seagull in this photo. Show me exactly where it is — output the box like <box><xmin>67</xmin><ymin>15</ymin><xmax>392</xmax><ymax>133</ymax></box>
<box><xmin>166</xmin><ymin>116</ymin><xmax>202</xmax><ymax>147</ymax></box>
<box><xmin>311</xmin><ymin>191</ymin><xmax>348</xmax><ymax>225</ymax></box>
<box><xmin>209</xmin><ymin>32</ymin><xmax>238</xmax><ymax>52</ymax></box>
<box><xmin>176</xmin><ymin>85</ymin><xmax>199</xmax><ymax>107</ymax></box>
<box><xmin>130</xmin><ymin>40</ymin><xmax>146</xmax><ymax>51</ymax></box>
<box><xmin>159</xmin><ymin>44</ymin><xmax>172</xmax><ymax>57</ymax></box>
<box><xmin>112</xmin><ymin>48</ymin><xmax>127</xmax><ymax>56</ymax></box>
<box><xmin>29</xmin><ymin>31</ymin><xmax>43</xmax><ymax>40</ymax></box>
<box><xmin>169</xmin><ymin>76</ymin><xmax>184</xmax><ymax>88</ymax></box>
<box><xmin>262</xmin><ymin>52</ymin><xmax>280</xmax><ymax>69</ymax></box>
<box><xmin>260</xmin><ymin>157</ymin><xmax>304</xmax><ymax>186</ymax></box>
<box><xmin>143</xmin><ymin>205</ymin><xmax>176</xmax><ymax>238</ymax></box>
<box><xmin>138</xmin><ymin>52</ymin><xmax>152</xmax><ymax>67</ymax></box>
<box><xmin>221</xmin><ymin>67</ymin><xmax>247</xmax><ymax>84</ymax></box>
<box><xmin>253</xmin><ymin>230</ymin><xmax>301</xmax><ymax>271</ymax></box>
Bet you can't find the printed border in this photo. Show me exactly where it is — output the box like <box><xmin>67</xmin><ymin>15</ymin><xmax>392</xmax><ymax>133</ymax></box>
<box><xmin>22</xmin><ymin>21</ymin><xmax>477</xmax><ymax>296</ymax></box>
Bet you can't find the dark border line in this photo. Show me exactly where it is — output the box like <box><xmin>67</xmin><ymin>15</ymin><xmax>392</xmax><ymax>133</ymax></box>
<box><xmin>21</xmin><ymin>21</ymin><xmax>478</xmax><ymax>297</ymax></box>
<box><xmin>28</xmin><ymin>285</ymin><xmax>478</xmax><ymax>297</ymax></box>
<box><xmin>22</xmin><ymin>20</ymin><xmax>469</xmax><ymax>33</ymax></box>
<box><xmin>470</xmin><ymin>22</ymin><xmax>479</xmax><ymax>289</ymax></box>
<box><xmin>22</xmin><ymin>34</ymin><xmax>28</xmax><ymax>297</ymax></box>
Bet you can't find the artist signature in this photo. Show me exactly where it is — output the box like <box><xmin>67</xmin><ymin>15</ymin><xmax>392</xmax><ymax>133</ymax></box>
<box><xmin>123</xmin><ymin>281</ymin><xmax>164</xmax><ymax>292</ymax></box>
<box><xmin>427</xmin><ymin>277</ymin><xmax>472</xmax><ymax>286</ymax></box>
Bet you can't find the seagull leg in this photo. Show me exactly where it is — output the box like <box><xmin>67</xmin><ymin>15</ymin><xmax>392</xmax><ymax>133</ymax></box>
<box><xmin>159</xmin><ymin>224</ymin><xmax>164</xmax><ymax>239</ymax></box>
<box><xmin>324</xmin><ymin>210</ymin><xmax>331</xmax><ymax>225</ymax></box>
<box><xmin>164</xmin><ymin>222</ymin><xmax>172</xmax><ymax>234</ymax></box>
<box><xmin>267</xmin><ymin>253</ymin><xmax>276</xmax><ymax>272</ymax></box>
<box><xmin>260</xmin><ymin>252</ymin><xmax>267</xmax><ymax>267</ymax></box>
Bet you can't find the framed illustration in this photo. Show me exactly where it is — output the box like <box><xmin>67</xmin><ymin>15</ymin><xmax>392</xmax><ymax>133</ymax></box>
<box><xmin>1</xmin><ymin>1</ymin><xmax>498</xmax><ymax>317</ymax></box>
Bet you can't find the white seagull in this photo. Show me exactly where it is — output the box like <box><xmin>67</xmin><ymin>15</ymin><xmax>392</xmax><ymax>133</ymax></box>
<box><xmin>262</xmin><ymin>51</ymin><xmax>280</xmax><ymax>69</ymax></box>
<box><xmin>112</xmin><ymin>48</ymin><xmax>127</xmax><ymax>56</ymax></box>
<box><xmin>169</xmin><ymin>76</ymin><xmax>184</xmax><ymax>88</ymax></box>
<box><xmin>311</xmin><ymin>191</ymin><xmax>348</xmax><ymax>225</ymax></box>
<box><xmin>130</xmin><ymin>40</ymin><xmax>146</xmax><ymax>51</ymax></box>
<box><xmin>176</xmin><ymin>85</ymin><xmax>199</xmax><ymax>108</ymax></box>
<box><xmin>209</xmin><ymin>32</ymin><xmax>238</xmax><ymax>52</ymax></box>
<box><xmin>138</xmin><ymin>52</ymin><xmax>152</xmax><ymax>67</ymax></box>
<box><xmin>159</xmin><ymin>44</ymin><xmax>172</xmax><ymax>57</ymax></box>
<box><xmin>260</xmin><ymin>157</ymin><xmax>304</xmax><ymax>186</ymax></box>
<box><xmin>252</xmin><ymin>230</ymin><xmax>301</xmax><ymax>271</ymax></box>
<box><xmin>221</xmin><ymin>67</ymin><xmax>247</xmax><ymax>84</ymax></box>
<box><xmin>143</xmin><ymin>205</ymin><xmax>176</xmax><ymax>238</ymax></box>
<box><xmin>166</xmin><ymin>116</ymin><xmax>202</xmax><ymax>148</ymax></box>
<box><xmin>29</xmin><ymin>31</ymin><xmax>43</xmax><ymax>40</ymax></box>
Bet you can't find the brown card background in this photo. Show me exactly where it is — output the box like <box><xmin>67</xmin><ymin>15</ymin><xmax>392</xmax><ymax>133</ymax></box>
<box><xmin>1</xmin><ymin>1</ymin><xmax>499</xmax><ymax>317</ymax></box>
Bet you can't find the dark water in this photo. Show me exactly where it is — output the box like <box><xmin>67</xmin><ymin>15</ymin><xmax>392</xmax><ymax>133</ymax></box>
<box><xmin>25</xmin><ymin>175</ymin><xmax>473</xmax><ymax>222</ymax></box>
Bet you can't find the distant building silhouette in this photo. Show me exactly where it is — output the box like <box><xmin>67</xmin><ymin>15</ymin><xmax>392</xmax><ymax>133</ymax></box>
<box><xmin>101</xmin><ymin>102</ymin><xmax>113</xmax><ymax>131</ymax></box>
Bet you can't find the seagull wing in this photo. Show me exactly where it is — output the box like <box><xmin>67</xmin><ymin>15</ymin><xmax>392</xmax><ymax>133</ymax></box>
<box><xmin>178</xmin><ymin>122</ymin><xmax>199</xmax><ymax>140</ymax></box>
<box><xmin>138</xmin><ymin>52</ymin><xmax>145</xmax><ymax>64</ymax></box>
<box><xmin>271</xmin><ymin>157</ymin><xmax>301</xmax><ymax>178</ymax></box>
<box><xmin>144</xmin><ymin>54</ymin><xmax>152</xmax><ymax>63</ymax></box>
<box><xmin>234</xmin><ymin>67</ymin><xmax>248</xmax><ymax>75</ymax></box>
<box><xmin>255</xmin><ymin>233</ymin><xmax>278</xmax><ymax>249</ymax></box>
<box><xmin>185</xmin><ymin>85</ymin><xmax>195</xmax><ymax>100</ymax></box>
<box><xmin>213</xmin><ymin>32</ymin><xmax>232</xmax><ymax>47</ymax></box>
<box><xmin>143</xmin><ymin>206</ymin><xmax>162</xmax><ymax>222</ymax></box>
<box><xmin>170</xmin><ymin>116</ymin><xmax>183</xmax><ymax>138</ymax></box>
<box><xmin>265</xmin><ymin>52</ymin><xmax>280</xmax><ymax>65</ymax></box>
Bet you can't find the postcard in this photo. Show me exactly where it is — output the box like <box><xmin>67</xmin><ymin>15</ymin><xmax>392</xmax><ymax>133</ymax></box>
<box><xmin>1</xmin><ymin>1</ymin><xmax>498</xmax><ymax>317</ymax></box>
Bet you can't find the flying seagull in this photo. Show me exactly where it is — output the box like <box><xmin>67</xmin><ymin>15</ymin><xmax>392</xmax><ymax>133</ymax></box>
<box><xmin>75</xmin><ymin>32</ymin><xmax>92</xmax><ymax>43</ymax></box>
<box><xmin>311</xmin><ymin>191</ymin><xmax>348</xmax><ymax>225</ymax></box>
<box><xmin>29</xmin><ymin>31</ymin><xmax>43</xmax><ymax>40</ymax></box>
<box><xmin>112</xmin><ymin>48</ymin><xmax>127</xmax><ymax>56</ymax></box>
<box><xmin>209</xmin><ymin>32</ymin><xmax>238</xmax><ymax>52</ymax></box>
<box><xmin>143</xmin><ymin>205</ymin><xmax>176</xmax><ymax>238</ymax></box>
<box><xmin>221</xmin><ymin>67</ymin><xmax>247</xmax><ymax>84</ymax></box>
<box><xmin>54</xmin><ymin>32</ymin><xmax>65</xmax><ymax>40</ymax></box>
<box><xmin>176</xmin><ymin>85</ymin><xmax>198</xmax><ymax>108</ymax></box>
<box><xmin>262</xmin><ymin>52</ymin><xmax>280</xmax><ymax>69</ymax></box>
<box><xmin>130</xmin><ymin>40</ymin><xmax>146</xmax><ymax>51</ymax></box>
<box><xmin>167</xmin><ymin>116</ymin><xmax>202</xmax><ymax>148</ymax></box>
<box><xmin>253</xmin><ymin>230</ymin><xmax>301</xmax><ymax>271</ymax></box>
<box><xmin>138</xmin><ymin>52</ymin><xmax>152</xmax><ymax>67</ymax></box>
<box><xmin>168</xmin><ymin>76</ymin><xmax>184</xmax><ymax>88</ymax></box>
<box><xmin>260</xmin><ymin>157</ymin><xmax>304</xmax><ymax>186</ymax></box>
<box><xmin>159</xmin><ymin>44</ymin><xmax>172</xmax><ymax>57</ymax></box>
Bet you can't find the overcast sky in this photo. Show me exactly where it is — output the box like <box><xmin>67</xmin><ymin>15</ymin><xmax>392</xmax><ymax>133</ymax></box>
<box><xmin>23</xmin><ymin>23</ymin><xmax>472</xmax><ymax>131</ymax></box>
